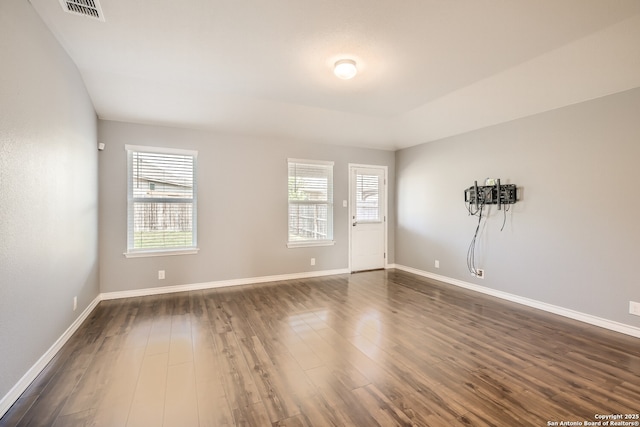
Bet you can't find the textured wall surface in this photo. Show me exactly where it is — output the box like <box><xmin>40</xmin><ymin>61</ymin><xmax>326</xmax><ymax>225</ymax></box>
<box><xmin>0</xmin><ymin>0</ymin><xmax>99</xmax><ymax>401</ymax></box>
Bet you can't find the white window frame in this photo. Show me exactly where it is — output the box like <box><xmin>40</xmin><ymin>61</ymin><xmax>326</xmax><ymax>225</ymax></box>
<box><xmin>287</xmin><ymin>158</ymin><xmax>335</xmax><ymax>248</ymax></box>
<box><xmin>124</xmin><ymin>145</ymin><xmax>199</xmax><ymax>258</ymax></box>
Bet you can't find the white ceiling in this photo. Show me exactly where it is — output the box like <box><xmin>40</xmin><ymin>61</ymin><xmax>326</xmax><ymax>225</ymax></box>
<box><xmin>30</xmin><ymin>0</ymin><xmax>640</xmax><ymax>150</ymax></box>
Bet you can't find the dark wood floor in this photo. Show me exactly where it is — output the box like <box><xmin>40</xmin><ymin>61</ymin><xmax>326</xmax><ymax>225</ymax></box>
<box><xmin>2</xmin><ymin>269</ymin><xmax>639</xmax><ymax>426</ymax></box>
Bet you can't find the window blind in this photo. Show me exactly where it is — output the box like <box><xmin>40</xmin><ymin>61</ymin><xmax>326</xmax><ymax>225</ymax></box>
<box><xmin>126</xmin><ymin>145</ymin><xmax>197</xmax><ymax>253</ymax></box>
<box><xmin>288</xmin><ymin>159</ymin><xmax>334</xmax><ymax>244</ymax></box>
<box><xmin>355</xmin><ymin>173</ymin><xmax>381</xmax><ymax>222</ymax></box>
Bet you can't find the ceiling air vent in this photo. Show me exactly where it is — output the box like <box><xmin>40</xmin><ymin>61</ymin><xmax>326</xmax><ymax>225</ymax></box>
<box><xmin>59</xmin><ymin>0</ymin><xmax>105</xmax><ymax>22</ymax></box>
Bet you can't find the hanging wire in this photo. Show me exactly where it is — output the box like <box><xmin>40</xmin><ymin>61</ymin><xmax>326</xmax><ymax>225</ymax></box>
<box><xmin>466</xmin><ymin>187</ymin><xmax>488</xmax><ymax>275</ymax></box>
<box><xmin>466</xmin><ymin>185</ymin><xmax>514</xmax><ymax>275</ymax></box>
<box><xmin>500</xmin><ymin>203</ymin><xmax>511</xmax><ymax>232</ymax></box>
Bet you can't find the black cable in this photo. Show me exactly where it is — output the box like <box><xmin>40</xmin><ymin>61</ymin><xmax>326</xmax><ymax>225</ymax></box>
<box><xmin>465</xmin><ymin>197</ymin><xmax>479</xmax><ymax>216</ymax></box>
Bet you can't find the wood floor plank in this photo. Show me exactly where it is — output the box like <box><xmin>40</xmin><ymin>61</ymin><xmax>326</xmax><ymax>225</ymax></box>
<box><xmin>391</xmin><ymin>390</ymin><xmax>461</xmax><ymax>426</ymax></box>
<box><xmin>272</xmin><ymin>413</ymin><xmax>312</xmax><ymax>427</ymax></box>
<box><xmin>168</xmin><ymin>313</ymin><xmax>194</xmax><ymax>366</ymax></box>
<box><xmin>14</xmin><ymin>367</ymin><xmax>85</xmax><ymax>427</ymax></box>
<box><xmin>3</xmin><ymin>269</ymin><xmax>640</xmax><ymax>426</ymax></box>
<box><xmin>163</xmin><ymin>361</ymin><xmax>199</xmax><ymax>427</ymax></box>
<box><xmin>304</xmin><ymin>365</ymin><xmax>381</xmax><ymax>426</ymax></box>
<box><xmin>88</xmin><ymin>345</ymin><xmax>146</xmax><ymax>426</ymax></box>
<box><xmin>296</xmin><ymin>328</ymin><xmax>371</xmax><ymax>391</ymax></box>
<box><xmin>126</xmin><ymin>352</ymin><xmax>168</xmax><ymax>427</ymax></box>
<box><xmin>234</xmin><ymin>334</ymin><xmax>302</xmax><ymax>422</ymax></box>
<box><xmin>196</xmin><ymin>380</ymin><xmax>233</xmax><ymax>427</ymax></box>
<box><xmin>213</xmin><ymin>331</ymin><xmax>262</xmax><ymax>410</ymax></box>
<box><xmin>145</xmin><ymin>316</ymin><xmax>172</xmax><ymax>356</ymax></box>
<box><xmin>293</xmin><ymin>392</ymin><xmax>352</xmax><ymax>427</ymax></box>
<box><xmin>0</xmin><ymin>394</ymin><xmax>38</xmax><ymax>427</ymax></box>
<box><xmin>51</xmin><ymin>409</ymin><xmax>95</xmax><ymax>427</ymax></box>
<box><xmin>351</xmin><ymin>384</ymin><xmax>416</xmax><ymax>427</ymax></box>
<box><xmin>202</xmin><ymin>290</ymin><xmax>233</xmax><ymax>335</ymax></box>
<box><xmin>230</xmin><ymin>401</ymin><xmax>271</xmax><ymax>426</ymax></box>
<box><xmin>58</xmin><ymin>349</ymin><xmax>119</xmax><ymax>417</ymax></box>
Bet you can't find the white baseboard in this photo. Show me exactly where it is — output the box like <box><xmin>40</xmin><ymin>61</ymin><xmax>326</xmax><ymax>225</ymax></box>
<box><xmin>101</xmin><ymin>268</ymin><xmax>350</xmax><ymax>300</ymax></box>
<box><xmin>9</xmin><ymin>264</ymin><xmax>633</xmax><ymax>420</ymax></box>
<box><xmin>0</xmin><ymin>267</ymin><xmax>349</xmax><ymax>419</ymax></box>
<box><xmin>0</xmin><ymin>295</ymin><xmax>102</xmax><ymax>419</ymax></box>
<box><xmin>392</xmin><ymin>264</ymin><xmax>640</xmax><ymax>339</ymax></box>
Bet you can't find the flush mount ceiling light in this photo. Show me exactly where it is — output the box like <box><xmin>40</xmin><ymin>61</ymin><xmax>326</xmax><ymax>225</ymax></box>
<box><xmin>334</xmin><ymin>59</ymin><xmax>357</xmax><ymax>79</ymax></box>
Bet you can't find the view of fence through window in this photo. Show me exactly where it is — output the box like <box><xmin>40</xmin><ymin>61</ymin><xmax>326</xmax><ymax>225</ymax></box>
<box><xmin>288</xmin><ymin>160</ymin><xmax>333</xmax><ymax>243</ymax></box>
<box><xmin>129</xmin><ymin>150</ymin><xmax>195</xmax><ymax>250</ymax></box>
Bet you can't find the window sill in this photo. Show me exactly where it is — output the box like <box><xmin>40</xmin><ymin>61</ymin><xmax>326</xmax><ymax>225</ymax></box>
<box><xmin>287</xmin><ymin>240</ymin><xmax>335</xmax><ymax>249</ymax></box>
<box><xmin>124</xmin><ymin>248</ymin><xmax>200</xmax><ymax>258</ymax></box>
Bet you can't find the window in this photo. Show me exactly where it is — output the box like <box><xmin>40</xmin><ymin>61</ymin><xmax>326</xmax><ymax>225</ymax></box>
<box><xmin>125</xmin><ymin>145</ymin><xmax>198</xmax><ymax>257</ymax></box>
<box><xmin>355</xmin><ymin>173</ymin><xmax>382</xmax><ymax>223</ymax></box>
<box><xmin>288</xmin><ymin>159</ymin><xmax>334</xmax><ymax>247</ymax></box>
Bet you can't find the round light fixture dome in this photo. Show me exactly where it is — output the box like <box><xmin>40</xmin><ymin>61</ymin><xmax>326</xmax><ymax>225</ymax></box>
<box><xmin>334</xmin><ymin>59</ymin><xmax>357</xmax><ymax>79</ymax></box>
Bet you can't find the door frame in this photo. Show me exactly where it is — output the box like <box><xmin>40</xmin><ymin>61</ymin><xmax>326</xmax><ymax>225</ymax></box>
<box><xmin>348</xmin><ymin>163</ymin><xmax>388</xmax><ymax>273</ymax></box>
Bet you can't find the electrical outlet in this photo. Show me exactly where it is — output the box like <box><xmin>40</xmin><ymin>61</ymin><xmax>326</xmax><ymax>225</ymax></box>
<box><xmin>630</xmin><ymin>301</ymin><xmax>640</xmax><ymax>316</ymax></box>
<box><xmin>435</xmin><ymin>260</ymin><xmax>440</xmax><ymax>268</ymax></box>
<box><xmin>476</xmin><ymin>269</ymin><xmax>485</xmax><ymax>279</ymax></box>
<box><xmin>73</xmin><ymin>296</ymin><xmax>77</xmax><ymax>311</ymax></box>
<box><xmin>158</xmin><ymin>270</ymin><xmax>165</xmax><ymax>280</ymax></box>
<box><xmin>310</xmin><ymin>258</ymin><xmax>316</xmax><ymax>266</ymax></box>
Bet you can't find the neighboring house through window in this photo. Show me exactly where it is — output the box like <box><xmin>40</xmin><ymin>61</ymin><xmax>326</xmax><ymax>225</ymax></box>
<box><xmin>287</xmin><ymin>159</ymin><xmax>334</xmax><ymax>247</ymax></box>
<box><xmin>125</xmin><ymin>145</ymin><xmax>198</xmax><ymax>257</ymax></box>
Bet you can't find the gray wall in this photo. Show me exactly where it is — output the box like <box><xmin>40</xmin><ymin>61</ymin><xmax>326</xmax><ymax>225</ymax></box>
<box><xmin>396</xmin><ymin>87</ymin><xmax>640</xmax><ymax>327</ymax></box>
<box><xmin>98</xmin><ymin>120</ymin><xmax>395</xmax><ymax>293</ymax></box>
<box><xmin>0</xmin><ymin>0</ymin><xmax>99</xmax><ymax>400</ymax></box>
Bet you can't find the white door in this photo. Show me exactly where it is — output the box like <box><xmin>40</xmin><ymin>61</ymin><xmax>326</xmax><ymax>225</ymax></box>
<box><xmin>350</xmin><ymin>165</ymin><xmax>386</xmax><ymax>272</ymax></box>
